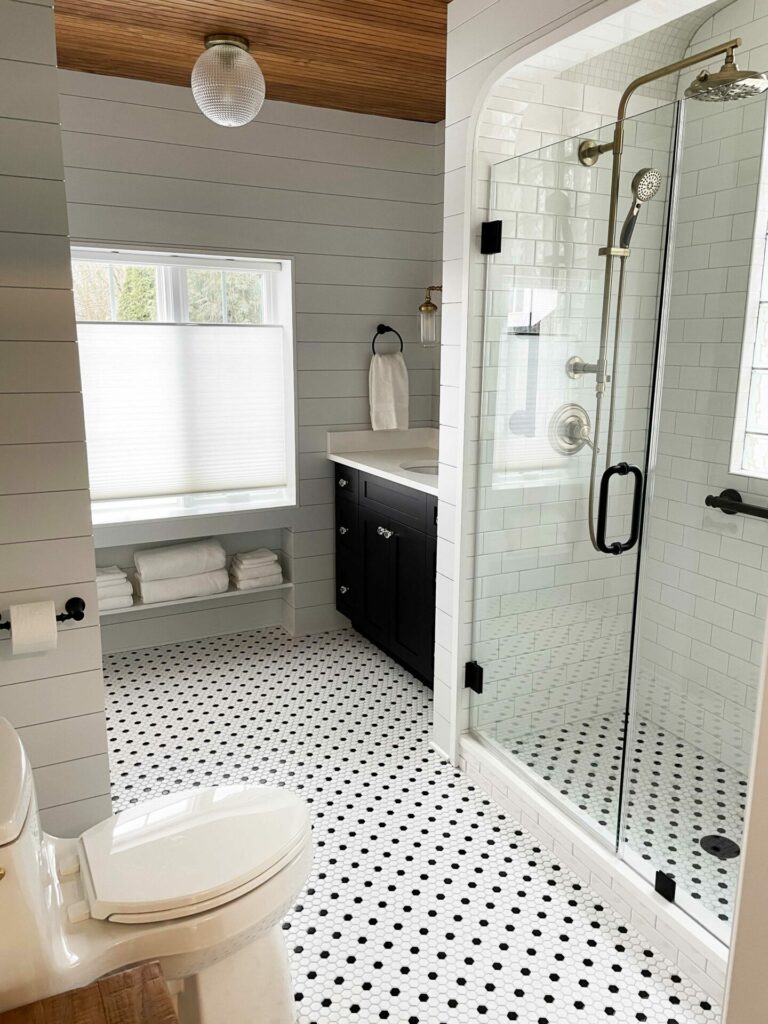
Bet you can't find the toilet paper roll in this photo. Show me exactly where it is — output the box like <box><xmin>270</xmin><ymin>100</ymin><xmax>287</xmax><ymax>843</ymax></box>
<box><xmin>9</xmin><ymin>601</ymin><xmax>58</xmax><ymax>656</ymax></box>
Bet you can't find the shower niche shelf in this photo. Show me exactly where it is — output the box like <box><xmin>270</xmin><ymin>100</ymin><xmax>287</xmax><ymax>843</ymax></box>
<box><xmin>98</xmin><ymin>582</ymin><xmax>293</xmax><ymax>618</ymax></box>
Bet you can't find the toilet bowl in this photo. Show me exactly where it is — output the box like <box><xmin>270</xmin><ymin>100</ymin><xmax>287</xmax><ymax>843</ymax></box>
<box><xmin>0</xmin><ymin>717</ymin><xmax>312</xmax><ymax>1023</ymax></box>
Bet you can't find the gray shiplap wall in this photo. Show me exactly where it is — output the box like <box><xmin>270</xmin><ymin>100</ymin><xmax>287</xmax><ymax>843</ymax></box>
<box><xmin>0</xmin><ymin>0</ymin><xmax>109</xmax><ymax>834</ymax></box>
<box><xmin>58</xmin><ymin>70</ymin><xmax>445</xmax><ymax>637</ymax></box>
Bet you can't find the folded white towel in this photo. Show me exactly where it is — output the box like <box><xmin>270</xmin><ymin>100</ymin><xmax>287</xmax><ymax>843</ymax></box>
<box><xmin>232</xmin><ymin>548</ymin><xmax>278</xmax><ymax>568</ymax></box>
<box><xmin>233</xmin><ymin>571</ymin><xmax>283</xmax><ymax>591</ymax></box>
<box><xmin>137</xmin><ymin>568</ymin><xmax>229</xmax><ymax>605</ymax></box>
<box><xmin>369</xmin><ymin>351</ymin><xmax>409</xmax><ymax>431</ymax></box>
<box><xmin>99</xmin><ymin>595</ymin><xmax>134</xmax><ymax>611</ymax></box>
<box><xmin>96</xmin><ymin>579</ymin><xmax>133</xmax><ymax>599</ymax></box>
<box><xmin>231</xmin><ymin>560</ymin><xmax>282</xmax><ymax>581</ymax></box>
<box><xmin>96</xmin><ymin>565</ymin><xmax>128</xmax><ymax>580</ymax></box>
<box><xmin>135</xmin><ymin>539</ymin><xmax>226</xmax><ymax>582</ymax></box>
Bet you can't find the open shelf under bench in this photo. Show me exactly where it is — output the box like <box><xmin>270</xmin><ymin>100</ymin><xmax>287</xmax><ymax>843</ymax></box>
<box><xmin>99</xmin><ymin>581</ymin><xmax>293</xmax><ymax>619</ymax></box>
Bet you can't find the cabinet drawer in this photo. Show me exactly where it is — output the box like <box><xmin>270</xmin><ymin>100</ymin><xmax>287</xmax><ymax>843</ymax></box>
<box><xmin>334</xmin><ymin>462</ymin><xmax>357</xmax><ymax>499</ymax></box>
<box><xmin>359</xmin><ymin>472</ymin><xmax>428</xmax><ymax>533</ymax></box>
<box><xmin>335</xmin><ymin>501</ymin><xmax>358</xmax><ymax>553</ymax></box>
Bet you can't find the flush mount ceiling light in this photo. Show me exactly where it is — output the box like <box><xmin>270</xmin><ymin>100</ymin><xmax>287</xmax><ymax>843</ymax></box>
<box><xmin>191</xmin><ymin>34</ymin><xmax>266</xmax><ymax>127</ymax></box>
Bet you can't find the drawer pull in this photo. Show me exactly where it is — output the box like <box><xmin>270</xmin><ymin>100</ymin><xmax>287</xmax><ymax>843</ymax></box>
<box><xmin>339</xmin><ymin>585</ymin><xmax>350</xmax><ymax>595</ymax></box>
<box><xmin>339</xmin><ymin>526</ymin><xmax>349</xmax><ymax>535</ymax></box>
<box><xmin>377</xmin><ymin>526</ymin><xmax>394</xmax><ymax>540</ymax></box>
<box><xmin>338</xmin><ymin>477</ymin><xmax>349</xmax><ymax>488</ymax></box>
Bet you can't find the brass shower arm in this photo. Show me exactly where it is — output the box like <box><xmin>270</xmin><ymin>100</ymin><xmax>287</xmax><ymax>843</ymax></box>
<box><xmin>615</xmin><ymin>36</ymin><xmax>741</xmax><ymax>126</ymax></box>
<box><xmin>580</xmin><ymin>37</ymin><xmax>743</xmax><ymax>166</ymax></box>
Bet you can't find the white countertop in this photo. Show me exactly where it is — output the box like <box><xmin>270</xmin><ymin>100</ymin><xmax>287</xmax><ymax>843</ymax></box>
<box><xmin>327</xmin><ymin>428</ymin><xmax>439</xmax><ymax>495</ymax></box>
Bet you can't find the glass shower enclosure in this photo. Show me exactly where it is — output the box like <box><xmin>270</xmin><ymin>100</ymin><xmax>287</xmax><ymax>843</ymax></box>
<box><xmin>468</xmin><ymin>91</ymin><xmax>768</xmax><ymax>943</ymax></box>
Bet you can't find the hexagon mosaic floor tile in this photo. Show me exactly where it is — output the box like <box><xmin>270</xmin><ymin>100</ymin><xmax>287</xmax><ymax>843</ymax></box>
<box><xmin>103</xmin><ymin>627</ymin><xmax>722</xmax><ymax>1024</ymax></box>
<box><xmin>494</xmin><ymin>712</ymin><xmax>746</xmax><ymax>926</ymax></box>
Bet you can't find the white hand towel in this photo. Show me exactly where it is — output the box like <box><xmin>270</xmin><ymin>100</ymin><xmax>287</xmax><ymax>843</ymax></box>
<box><xmin>96</xmin><ymin>579</ymin><xmax>133</xmax><ymax>599</ymax></box>
<box><xmin>369</xmin><ymin>352</ymin><xmax>409</xmax><ymax>431</ymax></box>
<box><xmin>134</xmin><ymin>539</ymin><xmax>226</xmax><ymax>581</ymax></box>
<box><xmin>96</xmin><ymin>565</ymin><xmax>128</xmax><ymax>580</ymax></box>
<box><xmin>231</xmin><ymin>560</ymin><xmax>283</xmax><ymax>581</ymax></box>
<box><xmin>233</xmin><ymin>571</ymin><xmax>283</xmax><ymax>591</ymax></box>
<box><xmin>137</xmin><ymin>569</ymin><xmax>229</xmax><ymax>604</ymax></box>
<box><xmin>232</xmin><ymin>548</ymin><xmax>278</xmax><ymax>568</ymax></box>
<box><xmin>99</xmin><ymin>595</ymin><xmax>134</xmax><ymax>611</ymax></box>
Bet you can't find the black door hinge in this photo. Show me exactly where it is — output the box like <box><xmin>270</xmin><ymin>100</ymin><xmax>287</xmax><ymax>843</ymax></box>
<box><xmin>654</xmin><ymin>870</ymin><xmax>676</xmax><ymax>903</ymax></box>
<box><xmin>465</xmin><ymin>660</ymin><xmax>483</xmax><ymax>694</ymax></box>
<box><xmin>480</xmin><ymin>220</ymin><xmax>502</xmax><ymax>255</ymax></box>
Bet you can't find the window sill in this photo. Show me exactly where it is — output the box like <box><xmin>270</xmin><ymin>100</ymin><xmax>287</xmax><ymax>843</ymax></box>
<box><xmin>93</xmin><ymin>501</ymin><xmax>297</xmax><ymax>550</ymax></box>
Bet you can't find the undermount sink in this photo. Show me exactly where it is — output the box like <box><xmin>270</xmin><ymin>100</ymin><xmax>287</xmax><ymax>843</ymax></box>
<box><xmin>400</xmin><ymin>460</ymin><xmax>438</xmax><ymax>476</ymax></box>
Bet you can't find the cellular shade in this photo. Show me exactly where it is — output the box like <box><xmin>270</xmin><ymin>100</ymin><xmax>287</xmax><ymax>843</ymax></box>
<box><xmin>78</xmin><ymin>323</ymin><xmax>288</xmax><ymax>502</ymax></box>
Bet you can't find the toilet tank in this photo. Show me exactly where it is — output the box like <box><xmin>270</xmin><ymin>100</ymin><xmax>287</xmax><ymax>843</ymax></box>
<box><xmin>0</xmin><ymin>716</ymin><xmax>33</xmax><ymax>844</ymax></box>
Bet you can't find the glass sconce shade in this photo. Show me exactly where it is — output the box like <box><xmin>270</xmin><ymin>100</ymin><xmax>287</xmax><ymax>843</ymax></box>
<box><xmin>192</xmin><ymin>35</ymin><xmax>266</xmax><ymax>127</ymax></box>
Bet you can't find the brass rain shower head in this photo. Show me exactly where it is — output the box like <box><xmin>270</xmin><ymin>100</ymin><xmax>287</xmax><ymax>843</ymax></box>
<box><xmin>685</xmin><ymin>50</ymin><xmax>768</xmax><ymax>101</ymax></box>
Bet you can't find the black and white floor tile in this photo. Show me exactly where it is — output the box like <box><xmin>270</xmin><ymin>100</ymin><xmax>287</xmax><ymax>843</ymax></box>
<box><xmin>494</xmin><ymin>712</ymin><xmax>746</xmax><ymax>926</ymax></box>
<box><xmin>104</xmin><ymin>628</ymin><xmax>721</xmax><ymax>1024</ymax></box>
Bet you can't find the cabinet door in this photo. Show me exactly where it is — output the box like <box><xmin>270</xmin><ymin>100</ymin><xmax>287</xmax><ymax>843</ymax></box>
<box><xmin>389</xmin><ymin>521</ymin><xmax>432</xmax><ymax>680</ymax></box>
<box><xmin>357</xmin><ymin>509</ymin><xmax>393</xmax><ymax>647</ymax></box>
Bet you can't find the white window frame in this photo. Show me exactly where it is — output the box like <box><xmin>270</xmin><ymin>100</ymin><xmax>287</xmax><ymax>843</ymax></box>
<box><xmin>72</xmin><ymin>244</ymin><xmax>298</xmax><ymax>542</ymax></box>
<box><xmin>71</xmin><ymin>246</ymin><xmax>281</xmax><ymax>326</ymax></box>
<box><xmin>730</xmin><ymin>115</ymin><xmax>768</xmax><ymax>480</ymax></box>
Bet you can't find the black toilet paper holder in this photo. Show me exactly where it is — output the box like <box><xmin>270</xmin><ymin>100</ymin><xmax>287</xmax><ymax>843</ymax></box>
<box><xmin>0</xmin><ymin>596</ymin><xmax>86</xmax><ymax>632</ymax></box>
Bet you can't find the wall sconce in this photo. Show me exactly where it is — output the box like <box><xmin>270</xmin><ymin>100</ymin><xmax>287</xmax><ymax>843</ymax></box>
<box><xmin>418</xmin><ymin>285</ymin><xmax>442</xmax><ymax>347</ymax></box>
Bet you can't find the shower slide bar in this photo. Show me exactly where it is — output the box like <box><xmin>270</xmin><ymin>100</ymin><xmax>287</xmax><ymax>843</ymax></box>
<box><xmin>705</xmin><ymin>488</ymin><xmax>768</xmax><ymax>520</ymax></box>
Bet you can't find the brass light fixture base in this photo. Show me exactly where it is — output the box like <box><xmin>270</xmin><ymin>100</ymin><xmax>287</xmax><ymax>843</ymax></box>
<box><xmin>419</xmin><ymin>284</ymin><xmax>442</xmax><ymax>316</ymax></box>
<box><xmin>204</xmin><ymin>34</ymin><xmax>250</xmax><ymax>51</ymax></box>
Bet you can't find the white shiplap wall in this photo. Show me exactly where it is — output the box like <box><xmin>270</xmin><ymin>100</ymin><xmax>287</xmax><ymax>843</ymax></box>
<box><xmin>57</xmin><ymin>70</ymin><xmax>444</xmax><ymax>639</ymax></box>
<box><xmin>0</xmin><ymin>0</ymin><xmax>110</xmax><ymax>835</ymax></box>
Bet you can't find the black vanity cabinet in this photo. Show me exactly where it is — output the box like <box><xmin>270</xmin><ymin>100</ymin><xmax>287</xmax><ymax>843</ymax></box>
<box><xmin>334</xmin><ymin>462</ymin><xmax>437</xmax><ymax>685</ymax></box>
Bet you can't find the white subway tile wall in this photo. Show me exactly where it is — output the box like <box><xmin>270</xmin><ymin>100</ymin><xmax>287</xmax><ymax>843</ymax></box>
<box><xmin>0</xmin><ymin>0</ymin><xmax>110</xmax><ymax>834</ymax></box>
<box><xmin>435</xmin><ymin>0</ymin><xmax>717</xmax><ymax>758</ymax></box>
<box><xmin>633</xmin><ymin>0</ymin><xmax>768</xmax><ymax>776</ymax></box>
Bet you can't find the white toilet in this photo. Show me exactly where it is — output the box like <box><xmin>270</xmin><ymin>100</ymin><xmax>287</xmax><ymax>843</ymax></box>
<box><xmin>0</xmin><ymin>716</ymin><xmax>312</xmax><ymax>1023</ymax></box>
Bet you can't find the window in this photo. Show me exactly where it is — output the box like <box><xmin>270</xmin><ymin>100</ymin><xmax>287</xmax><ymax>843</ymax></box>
<box><xmin>72</xmin><ymin>248</ymin><xmax>296</xmax><ymax>525</ymax></box>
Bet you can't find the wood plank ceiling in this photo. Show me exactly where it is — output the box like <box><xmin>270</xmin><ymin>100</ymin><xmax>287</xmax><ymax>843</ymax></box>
<box><xmin>54</xmin><ymin>0</ymin><xmax>448</xmax><ymax>122</ymax></box>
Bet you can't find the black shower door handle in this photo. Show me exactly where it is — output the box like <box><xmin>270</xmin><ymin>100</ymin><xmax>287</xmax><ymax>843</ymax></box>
<box><xmin>596</xmin><ymin>462</ymin><xmax>644</xmax><ymax>555</ymax></box>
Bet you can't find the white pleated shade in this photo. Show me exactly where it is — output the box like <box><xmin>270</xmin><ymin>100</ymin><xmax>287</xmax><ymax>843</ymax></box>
<box><xmin>78</xmin><ymin>323</ymin><xmax>287</xmax><ymax>501</ymax></box>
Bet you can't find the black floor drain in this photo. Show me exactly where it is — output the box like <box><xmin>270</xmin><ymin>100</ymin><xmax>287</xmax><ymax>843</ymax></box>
<box><xmin>700</xmin><ymin>835</ymin><xmax>740</xmax><ymax>860</ymax></box>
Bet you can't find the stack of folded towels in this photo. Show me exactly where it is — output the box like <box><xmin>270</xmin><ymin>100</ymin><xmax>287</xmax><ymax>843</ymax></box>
<box><xmin>229</xmin><ymin>548</ymin><xmax>283</xmax><ymax>591</ymax></box>
<box><xmin>96</xmin><ymin>566</ymin><xmax>134</xmax><ymax>611</ymax></box>
<box><xmin>134</xmin><ymin>538</ymin><xmax>229</xmax><ymax>605</ymax></box>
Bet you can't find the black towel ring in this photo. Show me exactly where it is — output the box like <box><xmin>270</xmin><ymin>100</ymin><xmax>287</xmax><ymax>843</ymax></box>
<box><xmin>371</xmin><ymin>323</ymin><xmax>404</xmax><ymax>354</ymax></box>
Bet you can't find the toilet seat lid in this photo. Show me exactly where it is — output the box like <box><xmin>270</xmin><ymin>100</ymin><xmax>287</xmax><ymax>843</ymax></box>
<box><xmin>80</xmin><ymin>785</ymin><xmax>310</xmax><ymax>921</ymax></box>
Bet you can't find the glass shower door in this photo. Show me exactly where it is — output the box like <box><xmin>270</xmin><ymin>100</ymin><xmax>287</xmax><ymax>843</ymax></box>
<box><xmin>620</xmin><ymin>87</ymin><xmax>768</xmax><ymax>944</ymax></box>
<box><xmin>468</xmin><ymin>101</ymin><xmax>679</xmax><ymax>844</ymax></box>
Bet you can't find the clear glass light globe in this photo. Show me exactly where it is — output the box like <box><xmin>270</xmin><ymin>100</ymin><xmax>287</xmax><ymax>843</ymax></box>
<box><xmin>192</xmin><ymin>42</ymin><xmax>266</xmax><ymax>127</ymax></box>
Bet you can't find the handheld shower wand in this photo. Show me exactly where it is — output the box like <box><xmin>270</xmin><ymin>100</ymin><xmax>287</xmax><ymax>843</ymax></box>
<box><xmin>619</xmin><ymin>168</ymin><xmax>663</xmax><ymax>249</ymax></box>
